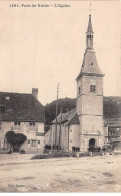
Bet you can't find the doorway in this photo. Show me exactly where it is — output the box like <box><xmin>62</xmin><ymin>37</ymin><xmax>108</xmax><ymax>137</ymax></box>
<box><xmin>89</xmin><ymin>138</ymin><xmax>95</xmax><ymax>149</ymax></box>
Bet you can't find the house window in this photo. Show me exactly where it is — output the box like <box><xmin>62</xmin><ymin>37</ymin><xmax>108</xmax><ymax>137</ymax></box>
<box><xmin>90</xmin><ymin>85</ymin><xmax>96</xmax><ymax>92</ymax></box>
<box><xmin>91</xmin><ymin>62</ymin><xmax>93</xmax><ymax>66</ymax></box>
<box><xmin>14</xmin><ymin>122</ymin><xmax>21</xmax><ymax>130</ymax></box>
<box><xmin>30</xmin><ymin>122</ymin><xmax>35</xmax><ymax>126</ymax></box>
<box><xmin>0</xmin><ymin>105</ymin><xmax>5</xmax><ymax>113</ymax></box>
<box><xmin>31</xmin><ymin>140</ymin><xmax>36</xmax><ymax>147</ymax></box>
<box><xmin>29</xmin><ymin>122</ymin><xmax>35</xmax><ymax>131</ymax></box>
<box><xmin>28</xmin><ymin>140</ymin><xmax>30</xmax><ymax>144</ymax></box>
<box><xmin>14</xmin><ymin>122</ymin><xmax>21</xmax><ymax>126</ymax></box>
<box><xmin>70</xmin><ymin>140</ymin><xmax>72</xmax><ymax>143</ymax></box>
<box><xmin>38</xmin><ymin>140</ymin><xmax>40</xmax><ymax>145</ymax></box>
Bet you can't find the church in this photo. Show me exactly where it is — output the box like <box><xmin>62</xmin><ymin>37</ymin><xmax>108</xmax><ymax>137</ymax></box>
<box><xmin>45</xmin><ymin>15</ymin><xmax>121</xmax><ymax>152</ymax></box>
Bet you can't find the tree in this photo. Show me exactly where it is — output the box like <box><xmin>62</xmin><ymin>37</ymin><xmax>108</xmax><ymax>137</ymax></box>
<box><xmin>5</xmin><ymin>131</ymin><xmax>27</xmax><ymax>152</ymax></box>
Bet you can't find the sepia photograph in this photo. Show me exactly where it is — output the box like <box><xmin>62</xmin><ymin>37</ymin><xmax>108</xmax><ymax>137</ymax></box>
<box><xmin>0</xmin><ymin>0</ymin><xmax>121</xmax><ymax>193</ymax></box>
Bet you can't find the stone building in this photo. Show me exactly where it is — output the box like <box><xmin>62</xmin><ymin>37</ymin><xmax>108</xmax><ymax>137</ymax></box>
<box><xmin>76</xmin><ymin>14</ymin><xmax>104</xmax><ymax>151</ymax></box>
<box><xmin>45</xmin><ymin>15</ymin><xmax>121</xmax><ymax>152</ymax></box>
<box><xmin>0</xmin><ymin>88</ymin><xmax>45</xmax><ymax>154</ymax></box>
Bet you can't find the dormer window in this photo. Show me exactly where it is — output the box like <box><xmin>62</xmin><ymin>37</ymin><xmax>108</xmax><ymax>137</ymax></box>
<box><xmin>90</xmin><ymin>85</ymin><xmax>96</xmax><ymax>92</ymax></box>
<box><xmin>0</xmin><ymin>105</ymin><xmax>6</xmax><ymax>113</ymax></box>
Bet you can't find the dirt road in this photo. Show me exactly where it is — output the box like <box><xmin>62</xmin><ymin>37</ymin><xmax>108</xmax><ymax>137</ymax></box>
<box><xmin>0</xmin><ymin>154</ymin><xmax>121</xmax><ymax>192</ymax></box>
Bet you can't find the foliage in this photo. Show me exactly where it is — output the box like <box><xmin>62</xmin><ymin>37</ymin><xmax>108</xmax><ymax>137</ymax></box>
<box><xmin>44</xmin><ymin>97</ymin><xmax>76</xmax><ymax>125</ymax></box>
<box><xmin>103</xmin><ymin>97</ymin><xmax>121</xmax><ymax>118</ymax></box>
<box><xmin>5</xmin><ymin>131</ymin><xmax>27</xmax><ymax>150</ymax></box>
<box><xmin>44</xmin><ymin>125</ymin><xmax>50</xmax><ymax>134</ymax></box>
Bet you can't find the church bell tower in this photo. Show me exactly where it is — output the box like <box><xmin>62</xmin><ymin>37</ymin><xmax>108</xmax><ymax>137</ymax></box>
<box><xmin>76</xmin><ymin>15</ymin><xmax>105</xmax><ymax>152</ymax></box>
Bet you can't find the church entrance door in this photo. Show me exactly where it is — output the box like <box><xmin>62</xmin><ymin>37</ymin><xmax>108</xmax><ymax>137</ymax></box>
<box><xmin>89</xmin><ymin>138</ymin><xmax>95</xmax><ymax>149</ymax></box>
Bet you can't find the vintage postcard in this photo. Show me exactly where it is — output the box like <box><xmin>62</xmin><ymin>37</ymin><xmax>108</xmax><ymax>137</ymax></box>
<box><xmin>0</xmin><ymin>0</ymin><xmax>121</xmax><ymax>193</ymax></box>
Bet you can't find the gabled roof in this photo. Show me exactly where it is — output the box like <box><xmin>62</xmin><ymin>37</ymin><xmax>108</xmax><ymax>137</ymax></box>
<box><xmin>65</xmin><ymin>113</ymin><xmax>80</xmax><ymax>126</ymax></box>
<box><xmin>0</xmin><ymin>92</ymin><xmax>45</xmax><ymax>122</ymax></box>
<box><xmin>51</xmin><ymin>108</ymin><xmax>76</xmax><ymax>124</ymax></box>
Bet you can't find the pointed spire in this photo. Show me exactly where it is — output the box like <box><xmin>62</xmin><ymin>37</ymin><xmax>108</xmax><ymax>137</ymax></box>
<box><xmin>86</xmin><ymin>15</ymin><xmax>94</xmax><ymax>50</ymax></box>
<box><xmin>76</xmin><ymin>14</ymin><xmax>104</xmax><ymax>81</ymax></box>
<box><xmin>87</xmin><ymin>15</ymin><xmax>93</xmax><ymax>33</ymax></box>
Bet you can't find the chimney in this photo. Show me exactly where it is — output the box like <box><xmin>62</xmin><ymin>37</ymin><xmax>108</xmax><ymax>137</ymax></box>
<box><xmin>32</xmin><ymin>88</ymin><xmax>38</xmax><ymax>99</ymax></box>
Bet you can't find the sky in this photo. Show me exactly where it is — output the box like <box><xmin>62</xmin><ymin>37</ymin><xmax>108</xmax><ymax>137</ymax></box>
<box><xmin>0</xmin><ymin>0</ymin><xmax>121</xmax><ymax>105</ymax></box>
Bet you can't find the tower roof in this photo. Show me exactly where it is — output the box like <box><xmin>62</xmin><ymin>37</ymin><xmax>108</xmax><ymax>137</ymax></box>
<box><xmin>76</xmin><ymin>15</ymin><xmax>104</xmax><ymax>81</ymax></box>
<box><xmin>76</xmin><ymin>50</ymin><xmax>104</xmax><ymax>80</ymax></box>
<box><xmin>87</xmin><ymin>15</ymin><xmax>93</xmax><ymax>33</ymax></box>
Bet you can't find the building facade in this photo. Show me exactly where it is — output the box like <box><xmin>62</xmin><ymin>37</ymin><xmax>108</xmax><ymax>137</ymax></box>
<box><xmin>0</xmin><ymin>88</ymin><xmax>45</xmax><ymax>154</ymax></box>
<box><xmin>45</xmin><ymin>15</ymin><xmax>121</xmax><ymax>152</ymax></box>
<box><xmin>76</xmin><ymin>14</ymin><xmax>104</xmax><ymax>151</ymax></box>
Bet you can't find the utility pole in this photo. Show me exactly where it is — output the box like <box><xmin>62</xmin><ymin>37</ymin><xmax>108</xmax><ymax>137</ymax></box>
<box><xmin>55</xmin><ymin>83</ymin><xmax>59</xmax><ymax>149</ymax></box>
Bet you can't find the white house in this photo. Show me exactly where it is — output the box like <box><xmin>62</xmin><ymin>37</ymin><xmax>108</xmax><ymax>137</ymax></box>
<box><xmin>0</xmin><ymin>88</ymin><xmax>45</xmax><ymax>154</ymax></box>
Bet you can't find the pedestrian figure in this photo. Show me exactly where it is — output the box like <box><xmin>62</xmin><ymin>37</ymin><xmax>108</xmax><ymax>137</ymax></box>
<box><xmin>102</xmin><ymin>147</ymin><xmax>105</xmax><ymax>156</ymax></box>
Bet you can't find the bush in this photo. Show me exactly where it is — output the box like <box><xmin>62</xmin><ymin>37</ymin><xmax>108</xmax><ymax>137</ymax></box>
<box><xmin>5</xmin><ymin>131</ymin><xmax>27</xmax><ymax>152</ymax></box>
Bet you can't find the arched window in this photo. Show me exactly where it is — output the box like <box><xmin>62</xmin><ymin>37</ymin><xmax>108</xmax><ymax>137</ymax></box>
<box><xmin>90</xmin><ymin>85</ymin><xmax>96</xmax><ymax>92</ymax></box>
<box><xmin>79</xmin><ymin>87</ymin><xmax>81</xmax><ymax>95</ymax></box>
